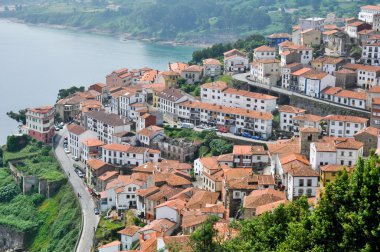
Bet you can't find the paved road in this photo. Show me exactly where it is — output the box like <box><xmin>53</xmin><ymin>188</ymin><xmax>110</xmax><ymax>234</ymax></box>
<box><xmin>192</xmin><ymin>127</ymin><xmax>273</xmax><ymax>144</ymax></box>
<box><xmin>232</xmin><ymin>73</ymin><xmax>371</xmax><ymax>115</ymax></box>
<box><xmin>53</xmin><ymin>127</ymin><xmax>100</xmax><ymax>252</ymax></box>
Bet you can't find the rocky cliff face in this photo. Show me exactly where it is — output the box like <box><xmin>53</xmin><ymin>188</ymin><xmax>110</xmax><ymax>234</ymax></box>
<box><xmin>0</xmin><ymin>226</ymin><xmax>25</xmax><ymax>252</ymax></box>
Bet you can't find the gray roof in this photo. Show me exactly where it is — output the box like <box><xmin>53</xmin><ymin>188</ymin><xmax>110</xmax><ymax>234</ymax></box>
<box><xmin>157</xmin><ymin>88</ymin><xmax>187</xmax><ymax>102</ymax></box>
<box><xmin>85</xmin><ymin>111</ymin><xmax>131</xmax><ymax>126</ymax></box>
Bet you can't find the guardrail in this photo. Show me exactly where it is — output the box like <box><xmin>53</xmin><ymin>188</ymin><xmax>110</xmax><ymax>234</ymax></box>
<box><xmin>52</xmin><ymin>134</ymin><xmax>84</xmax><ymax>252</ymax></box>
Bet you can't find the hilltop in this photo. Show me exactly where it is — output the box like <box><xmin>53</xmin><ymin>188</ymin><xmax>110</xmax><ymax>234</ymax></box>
<box><xmin>0</xmin><ymin>0</ymin><xmax>377</xmax><ymax>43</ymax></box>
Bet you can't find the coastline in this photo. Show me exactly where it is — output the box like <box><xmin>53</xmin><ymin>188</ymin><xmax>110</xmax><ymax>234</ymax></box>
<box><xmin>1</xmin><ymin>18</ymin><xmax>210</xmax><ymax>48</ymax></box>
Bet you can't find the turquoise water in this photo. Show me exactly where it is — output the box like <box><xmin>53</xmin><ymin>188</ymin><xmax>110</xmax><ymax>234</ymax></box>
<box><xmin>0</xmin><ymin>20</ymin><xmax>196</xmax><ymax>144</ymax></box>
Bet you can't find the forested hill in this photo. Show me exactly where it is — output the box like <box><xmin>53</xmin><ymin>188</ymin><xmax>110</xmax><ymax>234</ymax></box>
<box><xmin>0</xmin><ymin>0</ymin><xmax>377</xmax><ymax>43</ymax></box>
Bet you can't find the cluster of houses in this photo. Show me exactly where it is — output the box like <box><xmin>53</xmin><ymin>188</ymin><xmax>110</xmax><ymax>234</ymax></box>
<box><xmin>17</xmin><ymin>4</ymin><xmax>380</xmax><ymax>252</ymax></box>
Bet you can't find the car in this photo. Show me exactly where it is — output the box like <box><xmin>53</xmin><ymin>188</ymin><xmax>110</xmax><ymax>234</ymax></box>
<box><xmin>94</xmin><ymin>208</ymin><xmax>100</xmax><ymax>215</ymax></box>
<box><xmin>64</xmin><ymin>148</ymin><xmax>70</xmax><ymax>154</ymax></box>
<box><xmin>73</xmin><ymin>164</ymin><xmax>80</xmax><ymax>169</ymax></box>
<box><xmin>218</xmin><ymin>127</ymin><xmax>228</xmax><ymax>133</ymax></box>
<box><xmin>205</xmin><ymin>126</ymin><xmax>217</xmax><ymax>131</ymax></box>
<box><xmin>59</xmin><ymin>122</ymin><xmax>64</xmax><ymax>127</ymax></box>
<box><xmin>55</xmin><ymin>126</ymin><xmax>60</xmax><ymax>131</ymax></box>
<box><xmin>72</xmin><ymin>156</ymin><xmax>79</xmax><ymax>161</ymax></box>
<box><xmin>63</xmin><ymin>139</ymin><xmax>68</xmax><ymax>144</ymax></box>
<box><xmin>251</xmin><ymin>135</ymin><xmax>260</xmax><ymax>140</ymax></box>
<box><xmin>242</xmin><ymin>132</ymin><xmax>252</xmax><ymax>138</ymax></box>
<box><xmin>234</xmin><ymin>132</ymin><xmax>242</xmax><ymax>136</ymax></box>
<box><xmin>64</xmin><ymin>136</ymin><xmax>68</xmax><ymax>140</ymax></box>
<box><xmin>76</xmin><ymin>170</ymin><xmax>84</xmax><ymax>178</ymax></box>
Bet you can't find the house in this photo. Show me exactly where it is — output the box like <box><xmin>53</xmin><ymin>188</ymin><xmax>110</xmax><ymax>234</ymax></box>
<box><xmin>55</xmin><ymin>93</ymin><xmax>87</xmax><ymax>122</ymax></box>
<box><xmin>324</xmin><ymin>115</ymin><xmax>368</xmax><ymax>137</ymax></box>
<box><xmin>83</xmin><ymin>110</ymin><xmax>132</xmax><ymax>144</ymax></box>
<box><xmin>81</xmin><ymin>138</ymin><xmax>104</xmax><ymax>163</ymax></box>
<box><xmin>117</xmin><ymin>226</ymin><xmax>140</xmax><ymax>251</ymax></box>
<box><xmin>243</xmin><ymin>188</ymin><xmax>286</xmax><ymax>218</ymax></box>
<box><xmin>89</xmin><ymin>82</ymin><xmax>107</xmax><ymax>101</ymax></box>
<box><xmin>156</xmin><ymin>235</ymin><xmax>192</xmax><ymax>252</ymax></box>
<box><xmin>250</xmin><ymin>59</ymin><xmax>281</xmax><ymax>85</ymax></box>
<box><xmin>279</xmin><ymin>41</ymin><xmax>313</xmax><ymax>65</ymax></box>
<box><xmin>293</xmin><ymin>114</ymin><xmax>323</xmax><ymax>135</ymax></box>
<box><xmin>324</xmin><ymin>30</ymin><xmax>351</xmax><ymax>57</ymax></box>
<box><xmin>279</xmin><ymin>105</ymin><xmax>306</xmax><ymax>131</ymax></box>
<box><xmin>194</xmin><ymin>156</ymin><xmax>218</xmax><ymax>177</ymax></box>
<box><xmin>373</xmin><ymin>13</ymin><xmax>380</xmax><ymax>31</ymax></box>
<box><xmin>222</xmin><ymin>168</ymin><xmax>275</xmax><ymax>217</ymax></box>
<box><xmin>311</xmin><ymin>56</ymin><xmax>348</xmax><ymax>74</ymax></box>
<box><xmin>253</xmin><ymin>45</ymin><xmax>276</xmax><ymax>60</ymax></box>
<box><xmin>267</xmin><ymin>138</ymin><xmax>301</xmax><ymax>176</ymax></box>
<box><xmin>136</xmin><ymin>113</ymin><xmax>156</xmax><ymax>132</ymax></box>
<box><xmin>177</xmin><ymin>101</ymin><xmax>273</xmax><ymax>138</ymax></box>
<box><xmin>298</xmin><ymin>70</ymin><xmax>336</xmax><ymax>98</ymax></box>
<box><xmin>98</xmin><ymin>240</ymin><xmax>121</xmax><ymax>252</ymax></box>
<box><xmin>310</xmin><ymin>137</ymin><xmax>364</xmax><ymax>171</ymax></box>
<box><xmin>203</xmin><ymin>58</ymin><xmax>222</xmax><ymax>77</ymax></box>
<box><xmin>299</xmin><ymin>17</ymin><xmax>325</xmax><ymax>31</ymax></box>
<box><xmin>300</xmin><ymin>29</ymin><xmax>321</xmax><ymax>47</ymax></box>
<box><xmin>101</xmin><ymin>144</ymin><xmax>160</xmax><ymax>167</ymax></box>
<box><xmin>105</xmin><ymin>175</ymin><xmax>145</xmax><ymax>211</ymax></box>
<box><xmin>200</xmin><ymin>81</ymin><xmax>277</xmax><ymax>112</ymax></box>
<box><xmin>367</xmin><ymin>86</ymin><xmax>380</xmax><ymax>108</ymax></box>
<box><xmin>25</xmin><ymin>106</ymin><xmax>55</xmax><ymax>144</ymax></box>
<box><xmin>289</xmin><ymin>68</ymin><xmax>313</xmax><ymax>91</ymax></box>
<box><xmin>280</xmin><ymin>154</ymin><xmax>319</xmax><ymax>201</ymax></box>
<box><xmin>292</xmin><ymin>26</ymin><xmax>301</xmax><ymax>45</ymax></box>
<box><xmin>157</xmin><ymin>88</ymin><xmax>192</xmax><ymax>120</ymax></box>
<box><xmin>334</xmin><ymin>68</ymin><xmax>357</xmax><ymax>89</ymax></box>
<box><xmin>320</xmin><ymin>164</ymin><xmax>353</xmax><ymax>186</ymax></box>
<box><xmin>345</xmin><ymin>21</ymin><xmax>372</xmax><ymax>39</ymax></box>
<box><xmin>266</xmin><ymin>33</ymin><xmax>291</xmax><ymax>47</ymax></box>
<box><xmin>354</xmin><ymin>126</ymin><xmax>379</xmax><ymax>156</ymax></box>
<box><xmin>168</xmin><ymin>62</ymin><xmax>189</xmax><ymax>73</ymax></box>
<box><xmin>139</xmin><ymin>218</ymin><xmax>176</xmax><ymax>240</ymax></box>
<box><xmin>281</xmin><ymin>63</ymin><xmax>303</xmax><ymax>88</ymax></box>
<box><xmin>86</xmin><ymin>159</ymin><xmax>113</xmax><ymax>190</ymax></box>
<box><xmin>362</xmin><ymin>40</ymin><xmax>380</xmax><ymax>65</ymax></box>
<box><xmin>119</xmin><ymin>88</ymin><xmax>145</xmax><ymax>119</ymax></box>
<box><xmin>371</xmin><ymin>97</ymin><xmax>380</xmax><ymax>128</ymax></box>
<box><xmin>155</xmin><ymin>71</ymin><xmax>180</xmax><ymax>88</ymax></box>
<box><xmin>67</xmin><ymin>124</ymin><xmax>97</xmax><ymax>159</ymax></box>
<box><xmin>152</xmin><ymin>136</ymin><xmax>199</xmax><ymax>163</ymax></box>
<box><xmin>223</xmin><ymin>49</ymin><xmax>249</xmax><ymax>73</ymax></box>
<box><xmin>137</xmin><ymin>125</ymin><xmax>164</xmax><ymax>146</ymax></box>
<box><xmin>321</xmin><ymin>87</ymin><xmax>367</xmax><ymax>109</ymax></box>
<box><xmin>181</xmin><ymin>65</ymin><xmax>203</xmax><ymax>84</ymax></box>
<box><xmin>280</xmin><ymin>51</ymin><xmax>302</xmax><ymax>67</ymax></box>
<box><xmin>232</xmin><ymin>145</ymin><xmax>269</xmax><ymax>170</ymax></box>
<box><xmin>155</xmin><ymin>198</ymin><xmax>186</xmax><ymax>223</ymax></box>
<box><xmin>186</xmin><ymin>190</ymin><xmax>220</xmax><ymax>210</ymax></box>
<box><xmin>358</xmin><ymin>5</ymin><xmax>380</xmax><ymax>23</ymax></box>
<box><xmin>106</xmin><ymin>68</ymin><xmax>131</xmax><ymax>86</ymax></box>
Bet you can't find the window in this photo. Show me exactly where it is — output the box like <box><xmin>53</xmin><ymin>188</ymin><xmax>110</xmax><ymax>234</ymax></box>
<box><xmin>298</xmin><ymin>188</ymin><xmax>304</xmax><ymax>195</ymax></box>
<box><xmin>128</xmin><ymin>187</ymin><xmax>132</xmax><ymax>192</ymax></box>
<box><xmin>341</xmin><ymin>151</ymin><xmax>344</xmax><ymax>156</ymax></box>
<box><xmin>341</xmin><ymin>160</ymin><xmax>344</xmax><ymax>165</ymax></box>
<box><xmin>299</xmin><ymin>179</ymin><xmax>304</xmax><ymax>187</ymax></box>
<box><xmin>306</xmin><ymin>189</ymin><xmax>312</xmax><ymax>196</ymax></box>
<box><xmin>307</xmin><ymin>179</ymin><xmax>312</xmax><ymax>187</ymax></box>
<box><xmin>348</xmin><ymin>161</ymin><xmax>352</xmax><ymax>166</ymax></box>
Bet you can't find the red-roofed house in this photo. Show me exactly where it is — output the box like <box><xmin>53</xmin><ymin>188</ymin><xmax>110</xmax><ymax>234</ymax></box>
<box><xmin>324</xmin><ymin>115</ymin><xmax>368</xmax><ymax>137</ymax></box>
<box><xmin>224</xmin><ymin>49</ymin><xmax>249</xmax><ymax>73</ymax></box>
<box><xmin>279</xmin><ymin>105</ymin><xmax>306</xmax><ymax>131</ymax></box>
<box><xmin>232</xmin><ymin>145</ymin><xmax>269</xmax><ymax>170</ymax></box>
<box><xmin>298</xmin><ymin>69</ymin><xmax>336</xmax><ymax>98</ymax></box>
<box><xmin>25</xmin><ymin>106</ymin><xmax>55</xmax><ymax>144</ymax></box>
<box><xmin>98</xmin><ymin>240</ymin><xmax>121</xmax><ymax>252</ymax></box>
<box><xmin>106</xmin><ymin>68</ymin><xmax>131</xmax><ymax>86</ymax></box>
<box><xmin>203</xmin><ymin>58</ymin><xmax>222</xmax><ymax>77</ymax></box>
<box><xmin>253</xmin><ymin>45</ymin><xmax>276</xmax><ymax>60</ymax></box>
<box><xmin>155</xmin><ymin>198</ymin><xmax>186</xmax><ymax>224</ymax></box>
<box><xmin>118</xmin><ymin>226</ymin><xmax>140</xmax><ymax>251</ymax></box>
<box><xmin>358</xmin><ymin>5</ymin><xmax>380</xmax><ymax>23</ymax></box>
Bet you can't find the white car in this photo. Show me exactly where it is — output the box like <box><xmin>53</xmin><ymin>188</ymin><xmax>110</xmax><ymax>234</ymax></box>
<box><xmin>64</xmin><ymin>148</ymin><xmax>70</xmax><ymax>154</ymax></box>
<box><xmin>72</xmin><ymin>156</ymin><xmax>79</xmax><ymax>161</ymax></box>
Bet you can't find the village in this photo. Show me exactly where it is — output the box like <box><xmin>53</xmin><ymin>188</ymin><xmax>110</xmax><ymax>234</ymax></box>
<box><xmin>15</xmin><ymin>4</ymin><xmax>380</xmax><ymax>252</ymax></box>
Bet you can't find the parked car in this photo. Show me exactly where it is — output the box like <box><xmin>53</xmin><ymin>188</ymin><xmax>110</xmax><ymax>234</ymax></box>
<box><xmin>94</xmin><ymin>208</ymin><xmax>100</xmax><ymax>215</ymax></box>
<box><xmin>55</xmin><ymin>126</ymin><xmax>60</xmax><ymax>131</ymax></box>
<box><xmin>179</xmin><ymin>122</ymin><xmax>195</xmax><ymax>129</ymax></box>
<box><xmin>73</xmin><ymin>164</ymin><xmax>80</xmax><ymax>169</ymax></box>
<box><xmin>72</xmin><ymin>156</ymin><xmax>79</xmax><ymax>161</ymax></box>
<box><xmin>64</xmin><ymin>136</ymin><xmax>68</xmax><ymax>140</ymax></box>
<box><xmin>234</xmin><ymin>132</ymin><xmax>242</xmax><ymax>136</ymax></box>
<box><xmin>205</xmin><ymin>126</ymin><xmax>217</xmax><ymax>131</ymax></box>
<box><xmin>76</xmin><ymin>170</ymin><xmax>84</xmax><ymax>178</ymax></box>
<box><xmin>64</xmin><ymin>148</ymin><xmax>70</xmax><ymax>154</ymax></box>
<box><xmin>218</xmin><ymin>127</ymin><xmax>228</xmax><ymax>133</ymax></box>
<box><xmin>251</xmin><ymin>135</ymin><xmax>260</xmax><ymax>140</ymax></box>
<box><xmin>242</xmin><ymin>132</ymin><xmax>252</xmax><ymax>138</ymax></box>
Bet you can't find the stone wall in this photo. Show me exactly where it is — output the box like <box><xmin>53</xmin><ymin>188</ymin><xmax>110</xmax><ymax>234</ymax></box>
<box><xmin>289</xmin><ymin>95</ymin><xmax>371</xmax><ymax>118</ymax></box>
<box><xmin>0</xmin><ymin>225</ymin><xmax>25</xmax><ymax>251</ymax></box>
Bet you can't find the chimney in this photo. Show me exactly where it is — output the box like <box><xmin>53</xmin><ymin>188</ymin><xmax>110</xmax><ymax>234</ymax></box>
<box><xmin>219</xmin><ymin>105</ymin><xmax>222</xmax><ymax>109</ymax></box>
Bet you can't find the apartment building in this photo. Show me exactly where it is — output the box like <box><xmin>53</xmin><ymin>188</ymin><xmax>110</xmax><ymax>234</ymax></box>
<box><xmin>279</xmin><ymin>41</ymin><xmax>313</xmax><ymax>65</ymax></box>
<box><xmin>321</xmin><ymin>87</ymin><xmax>367</xmax><ymax>109</ymax></box>
<box><xmin>119</xmin><ymin>89</ymin><xmax>145</xmax><ymax>119</ymax></box>
<box><xmin>67</xmin><ymin>124</ymin><xmax>97</xmax><ymax>159</ymax></box>
<box><xmin>281</xmin><ymin>63</ymin><xmax>303</xmax><ymax>88</ymax></box>
<box><xmin>202</xmin><ymin>58</ymin><xmax>222</xmax><ymax>77</ymax></box>
<box><xmin>223</xmin><ymin>49</ymin><xmax>249</xmax><ymax>73</ymax></box>
<box><xmin>84</xmin><ymin>111</ymin><xmax>132</xmax><ymax>144</ymax></box>
<box><xmin>200</xmin><ymin>81</ymin><xmax>277</xmax><ymax>113</ymax></box>
<box><xmin>279</xmin><ymin>105</ymin><xmax>306</xmax><ymax>132</ymax></box>
<box><xmin>358</xmin><ymin>5</ymin><xmax>380</xmax><ymax>23</ymax></box>
<box><xmin>232</xmin><ymin>145</ymin><xmax>269</xmax><ymax>170</ymax></box>
<box><xmin>250</xmin><ymin>59</ymin><xmax>281</xmax><ymax>85</ymax></box>
<box><xmin>324</xmin><ymin>115</ymin><xmax>368</xmax><ymax>137</ymax></box>
<box><xmin>157</xmin><ymin>88</ymin><xmax>192</xmax><ymax>119</ymax></box>
<box><xmin>106</xmin><ymin>68</ymin><xmax>132</xmax><ymax>87</ymax></box>
<box><xmin>253</xmin><ymin>45</ymin><xmax>276</xmax><ymax>60</ymax></box>
<box><xmin>362</xmin><ymin>40</ymin><xmax>380</xmax><ymax>65</ymax></box>
<box><xmin>298</xmin><ymin>70</ymin><xmax>336</xmax><ymax>98</ymax></box>
<box><xmin>25</xmin><ymin>106</ymin><xmax>55</xmax><ymax>144</ymax></box>
<box><xmin>177</xmin><ymin>101</ymin><xmax>273</xmax><ymax>139</ymax></box>
<box><xmin>357</xmin><ymin>65</ymin><xmax>380</xmax><ymax>89</ymax></box>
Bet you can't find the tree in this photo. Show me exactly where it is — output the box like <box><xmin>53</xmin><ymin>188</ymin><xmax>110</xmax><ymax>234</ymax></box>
<box><xmin>6</xmin><ymin>109</ymin><xmax>27</xmax><ymax>125</ymax></box>
<box><xmin>189</xmin><ymin>215</ymin><xmax>220</xmax><ymax>252</ymax></box>
<box><xmin>0</xmin><ymin>183</ymin><xmax>20</xmax><ymax>202</ymax></box>
<box><xmin>56</xmin><ymin>86</ymin><xmax>85</xmax><ymax>101</ymax></box>
<box><xmin>209</xmin><ymin>139</ymin><xmax>232</xmax><ymax>156</ymax></box>
<box><xmin>6</xmin><ymin>135</ymin><xmax>30</xmax><ymax>152</ymax></box>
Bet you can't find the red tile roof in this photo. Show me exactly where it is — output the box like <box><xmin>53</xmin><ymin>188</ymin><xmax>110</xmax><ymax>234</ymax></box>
<box><xmin>324</xmin><ymin>115</ymin><xmax>368</xmax><ymax>124</ymax></box>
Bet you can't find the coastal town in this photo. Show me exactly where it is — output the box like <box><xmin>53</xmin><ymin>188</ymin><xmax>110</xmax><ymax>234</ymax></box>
<box><xmin>4</xmin><ymin>4</ymin><xmax>380</xmax><ymax>252</ymax></box>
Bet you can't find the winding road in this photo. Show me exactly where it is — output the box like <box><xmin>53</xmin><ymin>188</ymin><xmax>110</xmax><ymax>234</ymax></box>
<box><xmin>53</xmin><ymin>127</ymin><xmax>100</xmax><ymax>252</ymax></box>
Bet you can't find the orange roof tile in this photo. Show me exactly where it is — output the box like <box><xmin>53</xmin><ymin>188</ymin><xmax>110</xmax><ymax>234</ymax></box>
<box><xmin>87</xmin><ymin>159</ymin><xmax>108</xmax><ymax>170</ymax></box>
<box><xmin>118</xmin><ymin>226</ymin><xmax>140</xmax><ymax>236</ymax></box>
<box><xmin>324</xmin><ymin>115</ymin><xmax>368</xmax><ymax>124</ymax></box>
<box><xmin>203</xmin><ymin>58</ymin><xmax>221</xmax><ymax>65</ymax></box>
<box><xmin>255</xmin><ymin>200</ymin><xmax>288</xmax><ymax>215</ymax></box>
<box><xmin>291</xmin><ymin>67</ymin><xmax>312</xmax><ymax>76</ymax></box>
<box><xmin>279</xmin><ymin>105</ymin><xmax>306</xmax><ymax>114</ymax></box>
<box><xmin>98</xmin><ymin>240</ymin><xmax>121</xmax><ymax>249</ymax></box>
<box><xmin>334</xmin><ymin>90</ymin><xmax>367</xmax><ymax>100</ymax></box>
<box><xmin>98</xmin><ymin>171</ymin><xmax>118</xmax><ymax>181</ymax></box>
<box><xmin>354</xmin><ymin>126</ymin><xmax>379</xmax><ymax>137</ymax></box>
<box><xmin>137</xmin><ymin>125</ymin><xmax>164</xmax><ymax>138</ymax></box>
<box><xmin>320</xmin><ymin>164</ymin><xmax>352</xmax><ymax>172</ymax></box>
<box><xmin>82</xmin><ymin>138</ymin><xmax>104</xmax><ymax>147</ymax></box>
<box><xmin>102</xmin><ymin>143</ymin><xmax>130</xmax><ymax>152</ymax></box>
<box><xmin>201</xmin><ymin>81</ymin><xmax>228</xmax><ymax>90</ymax></box>
<box><xmin>186</xmin><ymin>190</ymin><xmax>219</xmax><ymax>209</ymax></box>
<box><xmin>293</xmin><ymin>114</ymin><xmax>323</xmax><ymax>122</ymax></box>
<box><xmin>155</xmin><ymin>198</ymin><xmax>186</xmax><ymax>212</ymax></box>
<box><xmin>254</xmin><ymin>45</ymin><xmax>276</xmax><ymax>52</ymax></box>
<box><xmin>233</xmin><ymin>145</ymin><xmax>266</xmax><ymax>155</ymax></box>
<box><xmin>139</xmin><ymin>218</ymin><xmax>176</xmax><ymax>233</ymax></box>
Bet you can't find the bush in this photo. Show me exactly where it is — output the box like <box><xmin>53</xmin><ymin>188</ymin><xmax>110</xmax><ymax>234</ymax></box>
<box><xmin>0</xmin><ymin>183</ymin><xmax>20</xmax><ymax>202</ymax></box>
<box><xmin>6</xmin><ymin>135</ymin><xmax>30</xmax><ymax>152</ymax></box>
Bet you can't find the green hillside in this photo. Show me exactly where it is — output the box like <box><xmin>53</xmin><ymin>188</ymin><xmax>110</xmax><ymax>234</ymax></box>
<box><xmin>0</xmin><ymin>0</ymin><xmax>377</xmax><ymax>43</ymax></box>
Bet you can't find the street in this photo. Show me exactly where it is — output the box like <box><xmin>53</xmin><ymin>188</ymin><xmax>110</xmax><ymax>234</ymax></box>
<box><xmin>53</xmin><ymin>127</ymin><xmax>100</xmax><ymax>252</ymax></box>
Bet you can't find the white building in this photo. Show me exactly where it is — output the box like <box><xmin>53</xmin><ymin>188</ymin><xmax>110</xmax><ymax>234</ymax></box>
<box><xmin>67</xmin><ymin>124</ymin><xmax>97</xmax><ymax>159</ymax></box>
<box><xmin>253</xmin><ymin>45</ymin><xmax>276</xmax><ymax>60</ymax></box>
<box><xmin>203</xmin><ymin>58</ymin><xmax>222</xmax><ymax>77</ymax></box>
<box><xmin>84</xmin><ymin>110</ymin><xmax>131</xmax><ymax>144</ymax></box>
<box><xmin>157</xmin><ymin>88</ymin><xmax>191</xmax><ymax>118</ymax></box>
<box><xmin>310</xmin><ymin>138</ymin><xmax>364</xmax><ymax>171</ymax></box>
<box><xmin>98</xmin><ymin>241</ymin><xmax>121</xmax><ymax>252</ymax></box>
<box><xmin>200</xmin><ymin>81</ymin><xmax>277</xmax><ymax>113</ymax></box>
<box><xmin>25</xmin><ymin>106</ymin><xmax>56</xmax><ymax>144</ymax></box>
<box><xmin>324</xmin><ymin>115</ymin><xmax>368</xmax><ymax>137</ymax></box>
<box><xmin>224</xmin><ymin>49</ymin><xmax>249</xmax><ymax>73</ymax></box>
<box><xmin>250</xmin><ymin>59</ymin><xmax>281</xmax><ymax>85</ymax></box>
<box><xmin>321</xmin><ymin>87</ymin><xmax>367</xmax><ymax>109</ymax></box>
<box><xmin>298</xmin><ymin>70</ymin><xmax>336</xmax><ymax>98</ymax></box>
<box><xmin>358</xmin><ymin>5</ymin><xmax>380</xmax><ymax>23</ymax></box>
<box><xmin>299</xmin><ymin>17</ymin><xmax>325</xmax><ymax>31</ymax></box>
<box><xmin>119</xmin><ymin>89</ymin><xmax>145</xmax><ymax>119</ymax></box>
<box><xmin>177</xmin><ymin>101</ymin><xmax>273</xmax><ymax>138</ymax></box>
<box><xmin>101</xmin><ymin>143</ymin><xmax>160</xmax><ymax>167</ymax></box>
<box><xmin>357</xmin><ymin>65</ymin><xmax>380</xmax><ymax>89</ymax></box>
<box><xmin>279</xmin><ymin>42</ymin><xmax>313</xmax><ymax>65</ymax></box>
<box><xmin>117</xmin><ymin>226</ymin><xmax>140</xmax><ymax>251</ymax></box>
<box><xmin>279</xmin><ymin>105</ymin><xmax>306</xmax><ymax>131</ymax></box>
<box><xmin>362</xmin><ymin>40</ymin><xmax>380</xmax><ymax>65</ymax></box>
<box><xmin>281</xmin><ymin>63</ymin><xmax>303</xmax><ymax>88</ymax></box>
<box><xmin>137</xmin><ymin>125</ymin><xmax>164</xmax><ymax>146</ymax></box>
<box><xmin>155</xmin><ymin>199</ymin><xmax>185</xmax><ymax>223</ymax></box>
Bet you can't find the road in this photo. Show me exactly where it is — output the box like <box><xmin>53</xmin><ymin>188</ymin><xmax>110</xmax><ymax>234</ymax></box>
<box><xmin>232</xmin><ymin>73</ymin><xmax>371</xmax><ymax>115</ymax></box>
<box><xmin>53</xmin><ymin>127</ymin><xmax>100</xmax><ymax>252</ymax></box>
